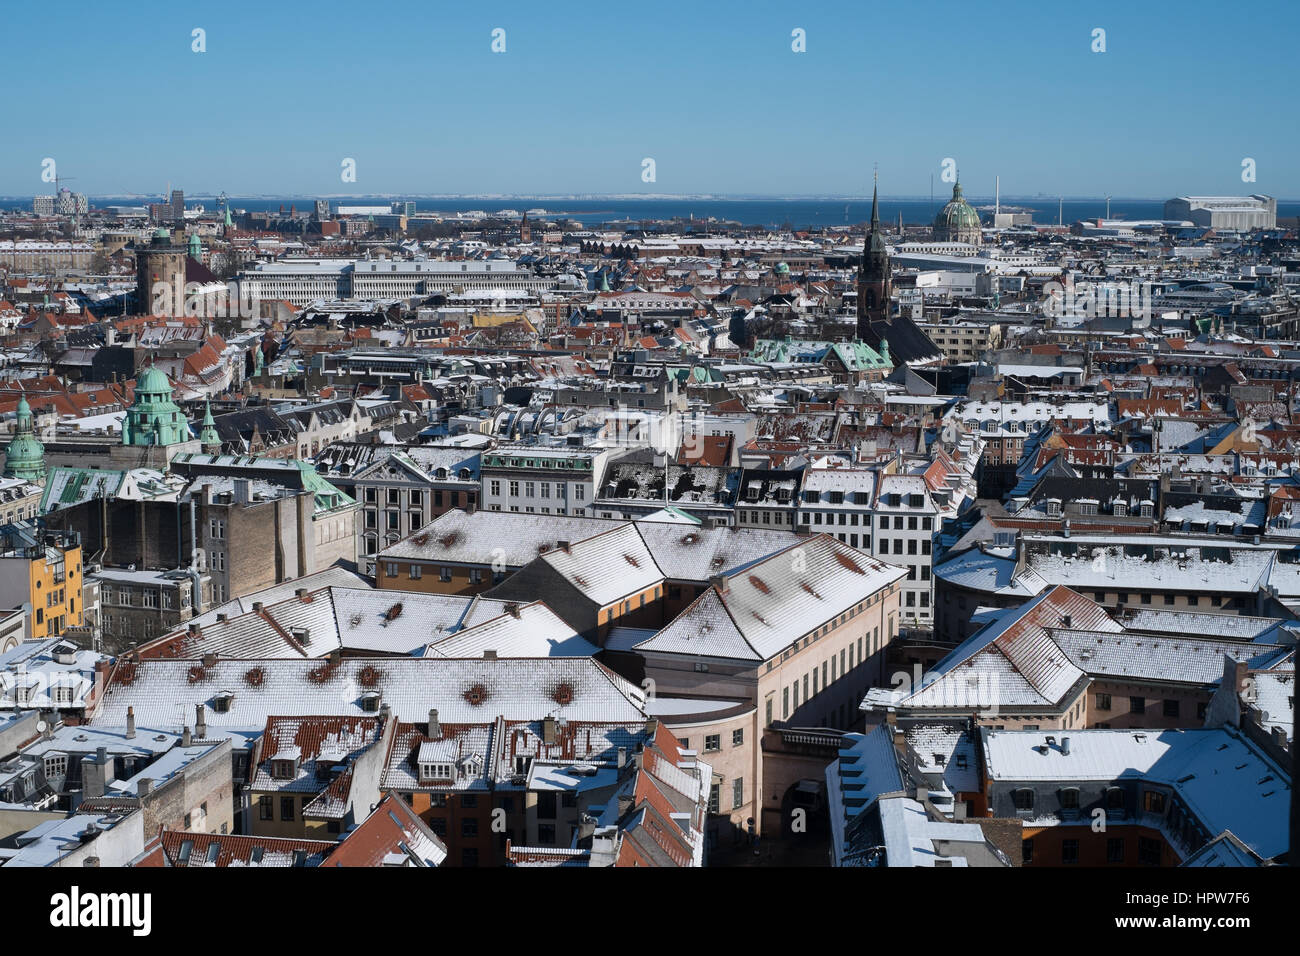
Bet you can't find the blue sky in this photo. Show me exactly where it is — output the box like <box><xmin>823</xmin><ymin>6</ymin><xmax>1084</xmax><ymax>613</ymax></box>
<box><xmin>3</xmin><ymin>0</ymin><xmax>1296</xmax><ymax>199</ymax></box>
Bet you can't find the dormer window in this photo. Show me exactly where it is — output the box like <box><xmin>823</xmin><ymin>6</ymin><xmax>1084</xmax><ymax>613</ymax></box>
<box><xmin>271</xmin><ymin>758</ymin><xmax>298</xmax><ymax>780</ymax></box>
<box><xmin>213</xmin><ymin>692</ymin><xmax>234</xmax><ymax>713</ymax></box>
<box><xmin>1046</xmin><ymin>499</ymin><xmax>1062</xmax><ymax>517</ymax></box>
<box><xmin>360</xmin><ymin>691</ymin><xmax>382</xmax><ymax>713</ymax></box>
<box><xmin>1113</xmin><ymin>500</ymin><xmax>1127</xmax><ymax>516</ymax></box>
<box><xmin>1140</xmin><ymin>502</ymin><xmax>1154</xmax><ymax>518</ymax></box>
<box><xmin>420</xmin><ymin>762</ymin><xmax>454</xmax><ymax>783</ymax></box>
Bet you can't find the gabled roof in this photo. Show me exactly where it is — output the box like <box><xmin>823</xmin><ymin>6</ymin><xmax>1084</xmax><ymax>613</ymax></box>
<box><xmin>878</xmin><ymin>586</ymin><xmax>1110</xmax><ymax>711</ymax></box>
<box><xmin>635</xmin><ymin>534</ymin><xmax>906</xmax><ymax>661</ymax></box>
<box><xmin>323</xmin><ymin>792</ymin><xmax>448</xmax><ymax>867</ymax></box>
<box><xmin>159</xmin><ymin>830</ymin><xmax>334</xmax><ymax>867</ymax></box>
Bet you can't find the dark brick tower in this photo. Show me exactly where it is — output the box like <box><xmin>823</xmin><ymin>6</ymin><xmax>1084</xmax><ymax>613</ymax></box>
<box><xmin>856</xmin><ymin>176</ymin><xmax>891</xmax><ymax>339</ymax></box>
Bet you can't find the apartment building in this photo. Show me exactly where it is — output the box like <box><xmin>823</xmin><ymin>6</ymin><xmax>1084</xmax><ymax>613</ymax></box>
<box><xmin>480</xmin><ymin>444</ymin><xmax>607</xmax><ymax>517</ymax></box>
<box><xmin>0</xmin><ymin>526</ymin><xmax>82</xmax><ymax>640</ymax></box>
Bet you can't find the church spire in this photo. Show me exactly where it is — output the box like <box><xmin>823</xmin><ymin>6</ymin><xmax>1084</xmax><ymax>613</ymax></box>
<box><xmin>200</xmin><ymin>400</ymin><xmax>221</xmax><ymax>454</ymax></box>
<box><xmin>870</xmin><ymin>168</ymin><xmax>880</xmax><ymax>228</ymax></box>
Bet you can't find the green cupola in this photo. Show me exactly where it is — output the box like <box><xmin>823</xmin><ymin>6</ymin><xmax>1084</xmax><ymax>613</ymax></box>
<box><xmin>123</xmin><ymin>366</ymin><xmax>190</xmax><ymax>447</ymax></box>
<box><xmin>3</xmin><ymin>396</ymin><xmax>46</xmax><ymax>483</ymax></box>
<box><xmin>199</xmin><ymin>401</ymin><xmax>221</xmax><ymax>453</ymax></box>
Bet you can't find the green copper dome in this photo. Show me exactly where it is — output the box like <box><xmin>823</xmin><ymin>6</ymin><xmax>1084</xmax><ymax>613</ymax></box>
<box><xmin>4</xmin><ymin>396</ymin><xmax>46</xmax><ymax>483</ymax></box>
<box><xmin>123</xmin><ymin>366</ymin><xmax>190</xmax><ymax>447</ymax></box>
<box><xmin>933</xmin><ymin>181</ymin><xmax>981</xmax><ymax>244</ymax></box>
<box><xmin>136</xmin><ymin>365</ymin><xmax>172</xmax><ymax>394</ymax></box>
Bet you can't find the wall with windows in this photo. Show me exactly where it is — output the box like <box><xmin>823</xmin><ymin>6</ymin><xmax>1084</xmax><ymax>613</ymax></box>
<box><xmin>664</xmin><ymin>706</ymin><xmax>757</xmax><ymax>850</ymax></box>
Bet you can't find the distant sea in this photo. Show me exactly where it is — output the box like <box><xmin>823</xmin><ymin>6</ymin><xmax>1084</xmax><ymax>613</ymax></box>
<box><xmin>5</xmin><ymin>196</ymin><xmax>1298</xmax><ymax>230</ymax></box>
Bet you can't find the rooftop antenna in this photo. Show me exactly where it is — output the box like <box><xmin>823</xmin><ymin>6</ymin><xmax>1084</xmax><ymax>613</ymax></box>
<box><xmin>1106</xmin><ymin>194</ymin><xmax>1111</xmax><ymax>219</ymax></box>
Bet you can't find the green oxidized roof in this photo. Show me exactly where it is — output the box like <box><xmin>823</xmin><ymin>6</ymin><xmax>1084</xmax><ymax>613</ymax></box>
<box><xmin>935</xmin><ymin>181</ymin><xmax>980</xmax><ymax>230</ymax></box>
<box><xmin>136</xmin><ymin>365</ymin><xmax>172</xmax><ymax>394</ymax></box>
<box><xmin>294</xmin><ymin>460</ymin><xmax>355</xmax><ymax>514</ymax></box>
<box><xmin>4</xmin><ymin>396</ymin><xmax>45</xmax><ymax>481</ymax></box>
<box><xmin>123</xmin><ymin>366</ymin><xmax>190</xmax><ymax>447</ymax></box>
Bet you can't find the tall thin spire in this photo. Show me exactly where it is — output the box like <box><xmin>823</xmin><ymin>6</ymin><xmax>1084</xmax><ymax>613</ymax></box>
<box><xmin>870</xmin><ymin>166</ymin><xmax>880</xmax><ymax>227</ymax></box>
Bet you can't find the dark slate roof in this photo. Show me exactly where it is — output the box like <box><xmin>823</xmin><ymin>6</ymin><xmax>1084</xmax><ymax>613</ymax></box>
<box><xmin>858</xmin><ymin>314</ymin><xmax>943</xmax><ymax>366</ymax></box>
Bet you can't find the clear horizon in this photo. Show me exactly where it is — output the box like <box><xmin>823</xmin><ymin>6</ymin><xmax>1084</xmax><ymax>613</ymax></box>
<box><xmin>4</xmin><ymin>0</ymin><xmax>1297</xmax><ymax>197</ymax></box>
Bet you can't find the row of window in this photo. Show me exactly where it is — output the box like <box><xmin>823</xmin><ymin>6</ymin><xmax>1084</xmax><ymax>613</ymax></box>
<box><xmin>707</xmin><ymin>777</ymin><xmax>745</xmax><ymax>813</ymax></box>
<box><xmin>679</xmin><ymin>728</ymin><xmax>744</xmax><ymax>753</ymax></box>
<box><xmin>801</xmin><ymin>513</ymin><xmax>935</xmax><ymax>531</ymax></box>
<box><xmin>1094</xmin><ymin>694</ymin><xmax>1205</xmax><ymax>720</ymax></box>
<box><xmin>101</xmin><ymin>586</ymin><xmax>181</xmax><ymax>609</ymax></box>
<box><xmin>489</xmin><ymin>480</ymin><xmax>585</xmax><ymax>501</ymax></box>
<box><xmin>1023</xmin><ymin>835</ymin><xmax>1162</xmax><ymax>865</ymax></box>
<box><xmin>779</xmin><ymin>627</ymin><xmax>880</xmax><ymax>721</ymax></box>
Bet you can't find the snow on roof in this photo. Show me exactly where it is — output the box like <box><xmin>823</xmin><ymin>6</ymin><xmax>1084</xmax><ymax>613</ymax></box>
<box><xmin>1118</xmin><ymin>608</ymin><xmax>1291</xmax><ymax>643</ymax></box>
<box><xmin>637</xmin><ymin>534</ymin><xmax>906</xmax><ymax>661</ymax></box>
<box><xmin>882</xmin><ymin>587</ymin><xmax>1111</xmax><ymax>711</ymax></box>
<box><xmin>424</xmin><ymin>601</ymin><xmax>598</xmax><ymax>659</ymax></box>
<box><xmin>90</xmin><ymin>657</ymin><xmax>647</xmax><ymax>732</ymax></box>
<box><xmin>982</xmin><ymin>727</ymin><xmax>1290</xmax><ymax>860</ymax></box>
<box><xmin>538</xmin><ymin>523</ymin><xmax>663</xmax><ymax>605</ymax></box>
<box><xmin>1050</xmin><ymin>629</ymin><xmax>1292</xmax><ymax>685</ymax></box>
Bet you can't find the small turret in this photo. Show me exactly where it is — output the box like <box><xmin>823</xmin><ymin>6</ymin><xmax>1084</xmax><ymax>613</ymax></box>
<box><xmin>3</xmin><ymin>396</ymin><xmax>46</xmax><ymax>484</ymax></box>
<box><xmin>199</xmin><ymin>401</ymin><xmax>221</xmax><ymax>454</ymax></box>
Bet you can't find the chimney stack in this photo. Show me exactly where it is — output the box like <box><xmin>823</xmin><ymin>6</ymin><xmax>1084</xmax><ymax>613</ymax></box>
<box><xmin>126</xmin><ymin>706</ymin><xmax>136</xmax><ymax>739</ymax></box>
<box><xmin>195</xmin><ymin>704</ymin><xmax>207</xmax><ymax>739</ymax></box>
<box><xmin>1061</xmin><ymin>737</ymin><xmax>1071</xmax><ymax>756</ymax></box>
<box><xmin>182</xmin><ymin>725</ymin><xmax>192</xmax><ymax>747</ymax></box>
<box><xmin>428</xmin><ymin>709</ymin><xmax>441</xmax><ymax>739</ymax></box>
<box><xmin>542</xmin><ymin>716</ymin><xmax>558</xmax><ymax>746</ymax></box>
<box><xmin>137</xmin><ymin>777</ymin><xmax>152</xmax><ymax>797</ymax></box>
<box><xmin>617</xmin><ymin>747</ymin><xmax>627</xmax><ymax>769</ymax></box>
